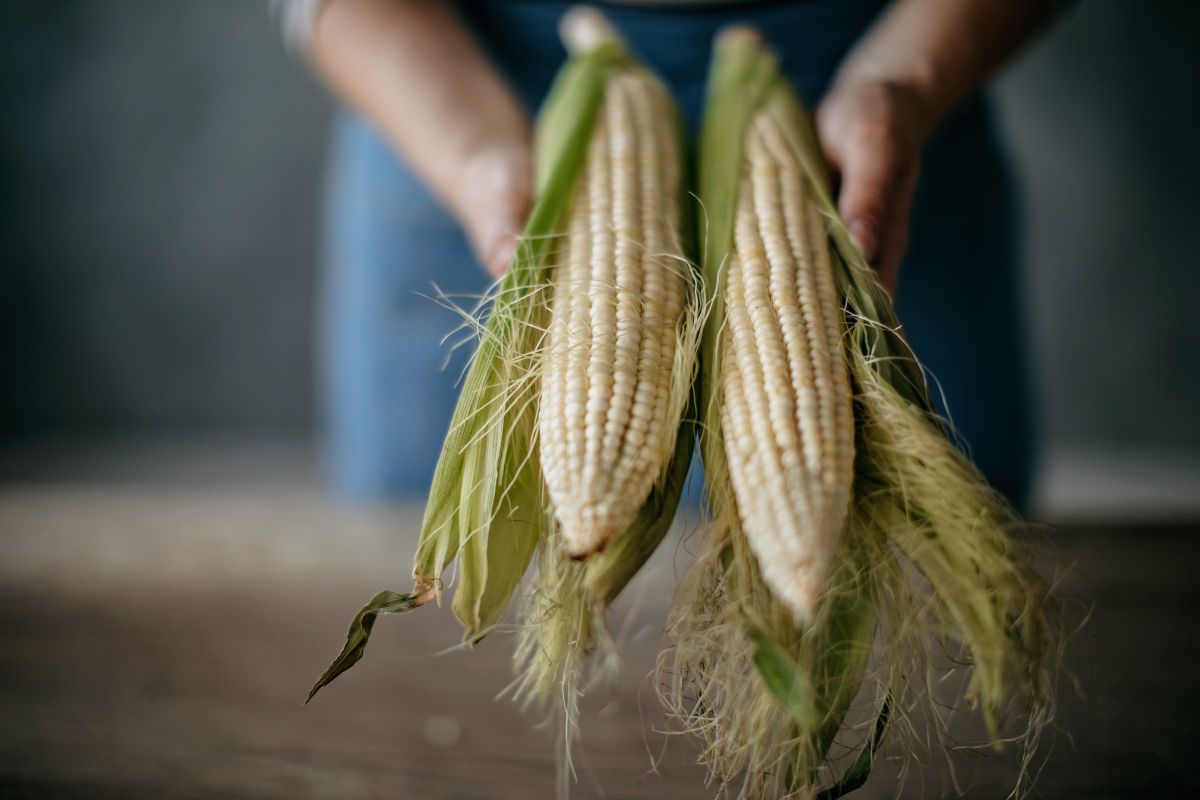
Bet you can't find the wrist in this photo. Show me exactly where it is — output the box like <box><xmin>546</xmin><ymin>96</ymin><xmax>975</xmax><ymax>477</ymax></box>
<box><xmin>824</xmin><ymin>69</ymin><xmax>941</xmax><ymax>147</ymax></box>
<box><xmin>831</xmin><ymin>35</ymin><xmax>980</xmax><ymax>141</ymax></box>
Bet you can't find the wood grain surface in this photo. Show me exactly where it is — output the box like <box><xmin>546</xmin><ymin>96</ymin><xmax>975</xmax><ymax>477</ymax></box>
<box><xmin>0</xmin><ymin>480</ymin><xmax>1196</xmax><ymax>799</ymax></box>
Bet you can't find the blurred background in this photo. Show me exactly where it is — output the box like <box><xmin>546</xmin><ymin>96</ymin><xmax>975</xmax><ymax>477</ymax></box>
<box><xmin>2</xmin><ymin>1</ymin><xmax>1198</xmax><ymax>798</ymax></box>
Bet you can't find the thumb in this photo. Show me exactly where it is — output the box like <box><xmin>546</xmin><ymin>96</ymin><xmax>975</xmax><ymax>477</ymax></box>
<box><xmin>834</xmin><ymin>144</ymin><xmax>918</xmax><ymax>295</ymax></box>
<box><xmin>471</xmin><ymin>199</ymin><xmax>525</xmax><ymax>279</ymax></box>
<box><xmin>835</xmin><ymin>145</ymin><xmax>903</xmax><ymax>265</ymax></box>
<box><xmin>464</xmin><ymin>151</ymin><xmax>532</xmax><ymax>279</ymax></box>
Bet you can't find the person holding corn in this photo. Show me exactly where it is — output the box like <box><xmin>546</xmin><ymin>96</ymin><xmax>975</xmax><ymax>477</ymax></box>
<box><xmin>278</xmin><ymin>0</ymin><xmax>1060</xmax><ymax>507</ymax></box>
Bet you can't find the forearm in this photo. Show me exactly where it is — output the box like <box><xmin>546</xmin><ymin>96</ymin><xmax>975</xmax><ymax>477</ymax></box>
<box><xmin>309</xmin><ymin>0</ymin><xmax>530</xmax><ymax>223</ymax></box>
<box><xmin>834</xmin><ymin>0</ymin><xmax>1060</xmax><ymax>136</ymax></box>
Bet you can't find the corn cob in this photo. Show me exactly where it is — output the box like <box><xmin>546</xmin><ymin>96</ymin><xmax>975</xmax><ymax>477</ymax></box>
<box><xmin>539</xmin><ymin>46</ymin><xmax>689</xmax><ymax>559</ymax></box>
<box><xmin>718</xmin><ymin>112</ymin><xmax>854</xmax><ymax>623</ymax></box>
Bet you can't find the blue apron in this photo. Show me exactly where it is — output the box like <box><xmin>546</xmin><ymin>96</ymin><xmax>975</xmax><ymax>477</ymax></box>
<box><xmin>319</xmin><ymin>0</ymin><xmax>1035</xmax><ymax>509</ymax></box>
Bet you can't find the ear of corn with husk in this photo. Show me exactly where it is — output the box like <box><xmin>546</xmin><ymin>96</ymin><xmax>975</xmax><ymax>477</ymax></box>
<box><xmin>308</xmin><ymin>11</ymin><xmax>702</xmax><ymax>742</ymax></box>
<box><xmin>508</xmin><ymin>16</ymin><xmax>703</xmax><ymax>787</ymax></box>
<box><xmin>658</xmin><ymin>27</ymin><xmax>1059</xmax><ymax>800</ymax></box>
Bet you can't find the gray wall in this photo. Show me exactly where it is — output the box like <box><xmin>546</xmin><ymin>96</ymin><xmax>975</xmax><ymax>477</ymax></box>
<box><xmin>995</xmin><ymin>1</ymin><xmax>1200</xmax><ymax>453</ymax></box>
<box><xmin>2</xmin><ymin>1</ymin><xmax>1198</xmax><ymax>457</ymax></box>
<box><xmin>0</xmin><ymin>0</ymin><xmax>328</xmax><ymax>436</ymax></box>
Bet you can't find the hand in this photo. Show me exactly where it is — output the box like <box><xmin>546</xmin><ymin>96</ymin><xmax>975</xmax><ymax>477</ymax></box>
<box><xmin>817</xmin><ymin>78</ymin><xmax>932</xmax><ymax>294</ymax></box>
<box><xmin>452</xmin><ymin>144</ymin><xmax>533</xmax><ymax>280</ymax></box>
<box><xmin>309</xmin><ymin>0</ymin><xmax>534</xmax><ymax>280</ymax></box>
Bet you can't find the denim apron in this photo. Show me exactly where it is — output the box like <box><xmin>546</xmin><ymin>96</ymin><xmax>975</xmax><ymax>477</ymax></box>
<box><xmin>320</xmin><ymin>0</ymin><xmax>1035</xmax><ymax>508</ymax></box>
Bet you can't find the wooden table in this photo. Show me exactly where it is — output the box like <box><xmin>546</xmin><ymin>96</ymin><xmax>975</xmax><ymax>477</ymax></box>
<box><xmin>0</xmin><ymin>477</ymin><xmax>1195</xmax><ymax>799</ymax></box>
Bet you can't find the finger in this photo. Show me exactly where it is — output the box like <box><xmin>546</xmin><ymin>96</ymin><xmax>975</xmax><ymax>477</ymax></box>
<box><xmin>874</xmin><ymin>219</ymin><xmax>905</xmax><ymax>296</ymax></box>
<box><xmin>872</xmin><ymin>164</ymin><xmax>919</xmax><ymax>296</ymax></box>
<box><xmin>482</xmin><ymin>231</ymin><xmax>518</xmax><ymax>279</ymax></box>
<box><xmin>467</xmin><ymin>179</ymin><xmax>531</xmax><ymax>279</ymax></box>
<box><xmin>483</xmin><ymin>184</ymin><xmax>530</xmax><ymax>278</ymax></box>
<box><xmin>834</xmin><ymin>135</ymin><xmax>908</xmax><ymax>265</ymax></box>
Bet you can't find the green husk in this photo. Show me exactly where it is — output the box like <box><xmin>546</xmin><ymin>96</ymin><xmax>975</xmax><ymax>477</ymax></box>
<box><xmin>659</xmin><ymin>27</ymin><xmax>1059</xmax><ymax>799</ymax></box>
<box><xmin>308</xmin><ymin>35</ymin><xmax>632</xmax><ymax>702</ymax></box>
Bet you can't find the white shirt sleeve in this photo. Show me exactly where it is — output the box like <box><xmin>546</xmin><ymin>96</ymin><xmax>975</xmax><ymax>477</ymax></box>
<box><xmin>271</xmin><ymin>0</ymin><xmax>327</xmax><ymax>49</ymax></box>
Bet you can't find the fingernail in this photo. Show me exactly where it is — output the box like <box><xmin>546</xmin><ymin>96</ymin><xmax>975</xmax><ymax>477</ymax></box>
<box><xmin>848</xmin><ymin>220</ymin><xmax>877</xmax><ymax>261</ymax></box>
